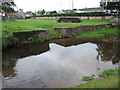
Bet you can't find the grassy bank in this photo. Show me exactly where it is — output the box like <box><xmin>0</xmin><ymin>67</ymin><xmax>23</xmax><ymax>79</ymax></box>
<box><xmin>70</xmin><ymin>27</ymin><xmax>118</xmax><ymax>38</ymax></box>
<box><xmin>1</xmin><ymin>19</ymin><xmax>113</xmax><ymax>48</ymax></box>
<box><xmin>75</xmin><ymin>75</ymin><xmax>118</xmax><ymax>88</ymax></box>
<box><xmin>74</xmin><ymin>68</ymin><xmax>119</xmax><ymax>88</ymax></box>
<box><xmin>57</xmin><ymin>68</ymin><xmax>119</xmax><ymax>89</ymax></box>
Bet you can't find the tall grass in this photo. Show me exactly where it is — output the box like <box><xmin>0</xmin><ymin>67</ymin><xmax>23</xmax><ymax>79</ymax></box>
<box><xmin>98</xmin><ymin>68</ymin><xmax>120</xmax><ymax>78</ymax></box>
<box><xmin>31</xmin><ymin>37</ymin><xmax>45</xmax><ymax>44</ymax></box>
<box><xmin>70</xmin><ymin>27</ymin><xmax>118</xmax><ymax>38</ymax></box>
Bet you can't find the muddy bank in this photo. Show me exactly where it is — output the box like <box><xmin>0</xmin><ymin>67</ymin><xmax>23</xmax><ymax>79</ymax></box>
<box><xmin>2</xmin><ymin>35</ymin><xmax>119</xmax><ymax>51</ymax></box>
<box><xmin>50</xmin><ymin>36</ymin><xmax>119</xmax><ymax>45</ymax></box>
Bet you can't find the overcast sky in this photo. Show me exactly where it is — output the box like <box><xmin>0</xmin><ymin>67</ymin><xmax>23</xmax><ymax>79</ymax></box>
<box><xmin>14</xmin><ymin>0</ymin><xmax>101</xmax><ymax>12</ymax></box>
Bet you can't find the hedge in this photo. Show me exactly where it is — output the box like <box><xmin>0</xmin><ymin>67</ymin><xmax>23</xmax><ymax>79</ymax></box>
<box><xmin>31</xmin><ymin>12</ymin><xmax>111</xmax><ymax>17</ymax></box>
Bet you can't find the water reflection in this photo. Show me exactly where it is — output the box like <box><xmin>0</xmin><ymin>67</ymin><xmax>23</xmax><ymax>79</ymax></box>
<box><xmin>2</xmin><ymin>42</ymin><xmax>50</xmax><ymax>77</ymax></box>
<box><xmin>97</xmin><ymin>42</ymin><xmax>119</xmax><ymax>64</ymax></box>
<box><xmin>2</xmin><ymin>38</ymin><xmax>119</xmax><ymax>88</ymax></box>
<box><xmin>51</xmin><ymin>38</ymin><xmax>119</xmax><ymax>64</ymax></box>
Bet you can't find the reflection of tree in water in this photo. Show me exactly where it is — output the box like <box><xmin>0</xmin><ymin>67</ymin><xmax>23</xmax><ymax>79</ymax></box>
<box><xmin>2</xmin><ymin>42</ymin><xmax>50</xmax><ymax>77</ymax></box>
<box><xmin>96</xmin><ymin>41</ymin><xmax>119</xmax><ymax>64</ymax></box>
<box><xmin>2</xmin><ymin>58</ymin><xmax>16</xmax><ymax>78</ymax></box>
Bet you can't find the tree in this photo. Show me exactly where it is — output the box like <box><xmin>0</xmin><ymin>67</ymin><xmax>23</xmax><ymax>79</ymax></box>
<box><xmin>26</xmin><ymin>11</ymin><xmax>33</xmax><ymax>17</ymax></box>
<box><xmin>0</xmin><ymin>1</ymin><xmax>17</xmax><ymax>21</ymax></box>
<box><xmin>1</xmin><ymin>1</ymin><xmax>16</xmax><ymax>13</ymax></box>
<box><xmin>41</xmin><ymin>9</ymin><xmax>45</xmax><ymax>15</ymax></box>
<box><xmin>37</xmin><ymin>10</ymin><xmax>42</xmax><ymax>15</ymax></box>
<box><xmin>49</xmin><ymin>11</ymin><xmax>57</xmax><ymax>14</ymax></box>
<box><xmin>100</xmin><ymin>1</ymin><xmax>120</xmax><ymax>15</ymax></box>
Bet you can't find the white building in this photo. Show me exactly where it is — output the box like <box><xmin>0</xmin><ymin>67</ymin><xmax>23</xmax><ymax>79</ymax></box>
<box><xmin>17</xmin><ymin>9</ymin><xmax>26</xmax><ymax>19</ymax></box>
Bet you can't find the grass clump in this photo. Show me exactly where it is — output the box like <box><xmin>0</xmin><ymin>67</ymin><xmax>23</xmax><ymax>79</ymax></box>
<box><xmin>75</xmin><ymin>68</ymin><xmax>119</xmax><ymax>88</ymax></box>
<box><xmin>31</xmin><ymin>37</ymin><xmax>45</xmax><ymax>44</ymax></box>
<box><xmin>75</xmin><ymin>75</ymin><xmax>118</xmax><ymax>88</ymax></box>
<box><xmin>98</xmin><ymin>68</ymin><xmax>119</xmax><ymax>78</ymax></box>
<box><xmin>2</xmin><ymin>34</ymin><xmax>19</xmax><ymax>48</ymax></box>
<box><xmin>82</xmin><ymin>76</ymin><xmax>94</xmax><ymax>81</ymax></box>
<box><xmin>70</xmin><ymin>27</ymin><xmax>118</xmax><ymax>38</ymax></box>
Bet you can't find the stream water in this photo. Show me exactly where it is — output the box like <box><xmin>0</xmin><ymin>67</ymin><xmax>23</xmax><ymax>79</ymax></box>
<box><xmin>2</xmin><ymin>38</ymin><xmax>119</xmax><ymax>88</ymax></box>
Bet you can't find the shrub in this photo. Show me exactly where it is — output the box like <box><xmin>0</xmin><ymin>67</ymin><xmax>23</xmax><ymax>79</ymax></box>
<box><xmin>82</xmin><ymin>76</ymin><xmax>93</xmax><ymax>81</ymax></box>
<box><xmin>2</xmin><ymin>34</ymin><xmax>19</xmax><ymax>48</ymax></box>
<box><xmin>31</xmin><ymin>37</ymin><xmax>45</xmax><ymax>44</ymax></box>
<box><xmin>98</xmin><ymin>69</ymin><xmax>118</xmax><ymax>78</ymax></box>
<box><xmin>32</xmin><ymin>12</ymin><xmax>108</xmax><ymax>17</ymax></box>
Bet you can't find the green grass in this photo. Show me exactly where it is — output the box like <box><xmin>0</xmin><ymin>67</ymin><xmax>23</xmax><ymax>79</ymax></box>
<box><xmin>82</xmin><ymin>76</ymin><xmax>94</xmax><ymax>81</ymax></box>
<box><xmin>1</xmin><ymin>19</ymin><xmax>113</xmax><ymax>48</ymax></box>
<box><xmin>75</xmin><ymin>75</ymin><xmax>118</xmax><ymax>88</ymax></box>
<box><xmin>57</xmin><ymin>68</ymin><xmax>119</xmax><ymax>89</ymax></box>
<box><xmin>1</xmin><ymin>19</ymin><xmax>113</xmax><ymax>35</ymax></box>
<box><xmin>74</xmin><ymin>68</ymin><xmax>119</xmax><ymax>88</ymax></box>
<box><xmin>2</xmin><ymin>34</ymin><xmax>19</xmax><ymax>48</ymax></box>
<box><xmin>82</xmin><ymin>68</ymin><xmax>119</xmax><ymax>82</ymax></box>
<box><xmin>31</xmin><ymin>37</ymin><xmax>45</xmax><ymax>44</ymax></box>
<box><xmin>98</xmin><ymin>68</ymin><xmax>119</xmax><ymax>78</ymax></box>
<box><xmin>70</xmin><ymin>27</ymin><xmax>118</xmax><ymax>38</ymax></box>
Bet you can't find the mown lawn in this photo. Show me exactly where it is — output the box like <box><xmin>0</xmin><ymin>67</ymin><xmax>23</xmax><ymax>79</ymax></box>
<box><xmin>75</xmin><ymin>75</ymin><xmax>118</xmax><ymax>88</ymax></box>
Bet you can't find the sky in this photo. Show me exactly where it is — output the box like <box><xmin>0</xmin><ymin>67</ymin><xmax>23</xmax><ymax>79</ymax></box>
<box><xmin>14</xmin><ymin>0</ymin><xmax>101</xmax><ymax>12</ymax></box>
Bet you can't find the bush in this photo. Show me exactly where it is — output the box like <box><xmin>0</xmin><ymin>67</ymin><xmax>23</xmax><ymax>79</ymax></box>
<box><xmin>82</xmin><ymin>76</ymin><xmax>93</xmax><ymax>81</ymax></box>
<box><xmin>32</xmin><ymin>12</ymin><xmax>108</xmax><ymax>17</ymax></box>
<box><xmin>2</xmin><ymin>34</ymin><xmax>19</xmax><ymax>48</ymax></box>
<box><xmin>31</xmin><ymin>37</ymin><xmax>45</xmax><ymax>44</ymax></box>
<box><xmin>98</xmin><ymin>69</ymin><xmax>118</xmax><ymax>78</ymax></box>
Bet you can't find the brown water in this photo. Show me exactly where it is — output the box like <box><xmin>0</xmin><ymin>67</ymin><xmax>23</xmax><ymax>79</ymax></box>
<box><xmin>2</xmin><ymin>38</ymin><xmax>119</xmax><ymax>88</ymax></box>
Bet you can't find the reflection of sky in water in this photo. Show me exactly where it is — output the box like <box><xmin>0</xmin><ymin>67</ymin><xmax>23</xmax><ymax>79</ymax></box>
<box><xmin>3</xmin><ymin>43</ymin><xmax>118</xmax><ymax>88</ymax></box>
